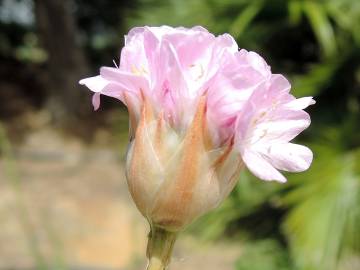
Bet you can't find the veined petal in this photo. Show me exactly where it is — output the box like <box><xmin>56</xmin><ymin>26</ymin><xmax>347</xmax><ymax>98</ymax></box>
<box><xmin>158</xmin><ymin>39</ymin><xmax>194</xmax><ymax>127</ymax></box>
<box><xmin>100</xmin><ymin>67</ymin><xmax>149</xmax><ymax>95</ymax></box>
<box><xmin>262</xmin><ymin>143</ymin><xmax>313</xmax><ymax>172</ymax></box>
<box><xmin>125</xmin><ymin>27</ymin><xmax>146</xmax><ymax>45</ymax></box>
<box><xmin>122</xmin><ymin>28</ymin><xmax>149</xmax><ymax>73</ymax></box>
<box><xmin>242</xmin><ymin>149</ymin><xmax>286</xmax><ymax>182</ymax></box>
<box><xmin>250</xmin><ymin>110</ymin><xmax>311</xmax><ymax>144</ymax></box>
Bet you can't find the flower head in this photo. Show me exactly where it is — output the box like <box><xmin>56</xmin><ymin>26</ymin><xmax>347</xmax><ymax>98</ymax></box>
<box><xmin>80</xmin><ymin>26</ymin><xmax>314</xmax><ymax>231</ymax></box>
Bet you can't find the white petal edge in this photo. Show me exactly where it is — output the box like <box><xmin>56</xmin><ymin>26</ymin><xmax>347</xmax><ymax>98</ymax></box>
<box><xmin>79</xmin><ymin>75</ymin><xmax>108</xmax><ymax>93</ymax></box>
<box><xmin>284</xmin><ymin>97</ymin><xmax>316</xmax><ymax>110</ymax></box>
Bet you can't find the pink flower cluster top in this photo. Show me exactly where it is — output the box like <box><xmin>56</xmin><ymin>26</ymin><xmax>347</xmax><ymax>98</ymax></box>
<box><xmin>80</xmin><ymin>26</ymin><xmax>315</xmax><ymax>183</ymax></box>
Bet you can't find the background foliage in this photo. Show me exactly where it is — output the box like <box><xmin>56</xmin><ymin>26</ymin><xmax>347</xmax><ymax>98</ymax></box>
<box><xmin>0</xmin><ymin>0</ymin><xmax>359</xmax><ymax>270</ymax></box>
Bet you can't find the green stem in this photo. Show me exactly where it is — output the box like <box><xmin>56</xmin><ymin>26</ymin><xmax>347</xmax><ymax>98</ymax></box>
<box><xmin>146</xmin><ymin>225</ymin><xmax>178</xmax><ymax>270</ymax></box>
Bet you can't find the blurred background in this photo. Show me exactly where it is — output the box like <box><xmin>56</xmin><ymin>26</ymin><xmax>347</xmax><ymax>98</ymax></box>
<box><xmin>0</xmin><ymin>0</ymin><xmax>359</xmax><ymax>269</ymax></box>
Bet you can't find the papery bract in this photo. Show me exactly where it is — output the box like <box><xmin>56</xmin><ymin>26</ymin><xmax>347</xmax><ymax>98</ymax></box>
<box><xmin>126</xmin><ymin>96</ymin><xmax>242</xmax><ymax>231</ymax></box>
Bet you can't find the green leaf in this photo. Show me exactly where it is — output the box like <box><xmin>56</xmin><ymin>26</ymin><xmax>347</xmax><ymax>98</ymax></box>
<box><xmin>288</xmin><ymin>0</ymin><xmax>303</xmax><ymax>25</ymax></box>
<box><xmin>229</xmin><ymin>0</ymin><xmax>264</xmax><ymax>39</ymax></box>
<box><xmin>291</xmin><ymin>58</ymin><xmax>341</xmax><ymax>97</ymax></box>
<box><xmin>236</xmin><ymin>239</ymin><xmax>292</xmax><ymax>270</ymax></box>
<box><xmin>325</xmin><ymin>0</ymin><xmax>360</xmax><ymax>46</ymax></box>
<box><xmin>303</xmin><ymin>0</ymin><xmax>337</xmax><ymax>58</ymax></box>
<box><xmin>282</xmin><ymin>147</ymin><xmax>360</xmax><ymax>270</ymax></box>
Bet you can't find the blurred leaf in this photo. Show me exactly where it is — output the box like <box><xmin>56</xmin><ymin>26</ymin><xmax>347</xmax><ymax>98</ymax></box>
<box><xmin>282</xmin><ymin>146</ymin><xmax>360</xmax><ymax>270</ymax></box>
<box><xmin>229</xmin><ymin>0</ymin><xmax>264</xmax><ymax>39</ymax></box>
<box><xmin>0</xmin><ymin>123</ymin><xmax>69</xmax><ymax>270</ymax></box>
<box><xmin>288</xmin><ymin>0</ymin><xmax>303</xmax><ymax>25</ymax></box>
<box><xmin>188</xmin><ymin>199</ymin><xmax>240</xmax><ymax>240</ymax></box>
<box><xmin>291</xmin><ymin>59</ymin><xmax>340</xmax><ymax>96</ymax></box>
<box><xmin>0</xmin><ymin>123</ymin><xmax>48</xmax><ymax>270</ymax></box>
<box><xmin>190</xmin><ymin>170</ymin><xmax>283</xmax><ymax>240</ymax></box>
<box><xmin>326</xmin><ymin>0</ymin><xmax>360</xmax><ymax>46</ymax></box>
<box><xmin>236</xmin><ymin>239</ymin><xmax>292</xmax><ymax>270</ymax></box>
<box><xmin>303</xmin><ymin>0</ymin><xmax>337</xmax><ymax>58</ymax></box>
<box><xmin>14</xmin><ymin>32</ymin><xmax>48</xmax><ymax>63</ymax></box>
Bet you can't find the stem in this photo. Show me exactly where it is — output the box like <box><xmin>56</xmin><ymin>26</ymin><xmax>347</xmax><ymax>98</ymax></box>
<box><xmin>146</xmin><ymin>225</ymin><xmax>178</xmax><ymax>270</ymax></box>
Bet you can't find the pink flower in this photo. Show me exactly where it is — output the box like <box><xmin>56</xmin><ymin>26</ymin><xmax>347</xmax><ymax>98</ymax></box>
<box><xmin>81</xmin><ymin>26</ymin><xmax>240</xmax><ymax>132</ymax></box>
<box><xmin>207</xmin><ymin>48</ymin><xmax>272</xmax><ymax>145</ymax></box>
<box><xmin>235</xmin><ymin>75</ymin><xmax>314</xmax><ymax>182</ymax></box>
<box><xmin>80</xmin><ymin>25</ymin><xmax>315</xmax><ymax>269</ymax></box>
<box><xmin>79</xmin><ymin>25</ymin><xmax>314</xmax><ymax>229</ymax></box>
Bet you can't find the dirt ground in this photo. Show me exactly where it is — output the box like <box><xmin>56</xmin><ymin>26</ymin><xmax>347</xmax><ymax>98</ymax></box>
<box><xmin>0</xmin><ymin>126</ymin><xmax>241</xmax><ymax>270</ymax></box>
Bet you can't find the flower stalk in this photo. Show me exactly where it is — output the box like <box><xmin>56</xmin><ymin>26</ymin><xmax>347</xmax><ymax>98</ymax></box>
<box><xmin>146</xmin><ymin>225</ymin><xmax>177</xmax><ymax>270</ymax></box>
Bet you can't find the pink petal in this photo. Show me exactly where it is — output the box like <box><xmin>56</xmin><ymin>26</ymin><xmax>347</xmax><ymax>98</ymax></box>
<box><xmin>263</xmin><ymin>143</ymin><xmax>313</xmax><ymax>172</ymax></box>
<box><xmin>125</xmin><ymin>27</ymin><xmax>146</xmax><ymax>45</ymax></box>
<box><xmin>267</xmin><ymin>74</ymin><xmax>291</xmax><ymax>99</ymax></box>
<box><xmin>251</xmin><ymin>110</ymin><xmax>311</xmax><ymax>144</ymax></box>
<box><xmin>121</xmin><ymin>28</ymin><xmax>149</xmax><ymax>73</ymax></box>
<box><xmin>79</xmin><ymin>75</ymin><xmax>108</xmax><ymax>93</ymax></box>
<box><xmin>242</xmin><ymin>149</ymin><xmax>287</xmax><ymax>182</ymax></box>
<box><xmin>158</xmin><ymin>39</ymin><xmax>193</xmax><ymax>126</ymax></box>
<box><xmin>165</xmin><ymin>29</ymin><xmax>215</xmax><ymax>67</ymax></box>
<box><xmin>245</xmin><ymin>51</ymin><xmax>271</xmax><ymax>77</ymax></box>
<box><xmin>100</xmin><ymin>67</ymin><xmax>149</xmax><ymax>96</ymax></box>
<box><xmin>80</xmin><ymin>74</ymin><xmax>142</xmax><ymax>112</ymax></box>
<box><xmin>284</xmin><ymin>97</ymin><xmax>316</xmax><ymax>110</ymax></box>
<box><xmin>190</xmin><ymin>25</ymin><xmax>209</xmax><ymax>32</ymax></box>
<box><xmin>92</xmin><ymin>93</ymin><xmax>101</xmax><ymax>110</ymax></box>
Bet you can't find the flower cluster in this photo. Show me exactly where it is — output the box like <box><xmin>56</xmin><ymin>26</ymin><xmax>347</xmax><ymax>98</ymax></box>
<box><xmin>80</xmin><ymin>26</ymin><xmax>314</xmax><ymax>231</ymax></box>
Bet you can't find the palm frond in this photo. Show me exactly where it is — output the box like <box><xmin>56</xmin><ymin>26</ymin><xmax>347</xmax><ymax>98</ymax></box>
<box><xmin>282</xmin><ymin>146</ymin><xmax>360</xmax><ymax>270</ymax></box>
